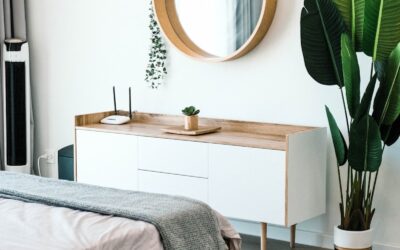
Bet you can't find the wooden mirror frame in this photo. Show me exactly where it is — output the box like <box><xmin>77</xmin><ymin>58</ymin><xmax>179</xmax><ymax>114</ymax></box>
<box><xmin>153</xmin><ymin>0</ymin><xmax>277</xmax><ymax>62</ymax></box>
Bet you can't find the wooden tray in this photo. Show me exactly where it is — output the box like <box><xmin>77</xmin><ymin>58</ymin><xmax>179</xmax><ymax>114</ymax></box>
<box><xmin>162</xmin><ymin>126</ymin><xmax>221</xmax><ymax>136</ymax></box>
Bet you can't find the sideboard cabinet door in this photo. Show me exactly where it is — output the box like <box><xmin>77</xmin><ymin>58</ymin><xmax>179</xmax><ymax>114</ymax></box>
<box><xmin>209</xmin><ymin>144</ymin><xmax>286</xmax><ymax>225</ymax></box>
<box><xmin>76</xmin><ymin>130</ymin><xmax>138</xmax><ymax>190</ymax></box>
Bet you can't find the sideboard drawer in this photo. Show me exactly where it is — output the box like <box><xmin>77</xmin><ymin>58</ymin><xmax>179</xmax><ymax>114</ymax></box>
<box><xmin>138</xmin><ymin>137</ymin><xmax>208</xmax><ymax>178</ymax></box>
<box><xmin>138</xmin><ymin>170</ymin><xmax>208</xmax><ymax>203</ymax></box>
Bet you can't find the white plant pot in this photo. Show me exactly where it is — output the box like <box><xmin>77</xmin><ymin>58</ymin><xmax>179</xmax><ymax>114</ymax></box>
<box><xmin>5</xmin><ymin>165</ymin><xmax>31</xmax><ymax>174</ymax></box>
<box><xmin>334</xmin><ymin>226</ymin><xmax>373</xmax><ymax>250</ymax></box>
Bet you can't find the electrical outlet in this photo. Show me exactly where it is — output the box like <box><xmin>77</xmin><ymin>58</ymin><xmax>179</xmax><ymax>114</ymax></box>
<box><xmin>46</xmin><ymin>150</ymin><xmax>56</xmax><ymax>164</ymax></box>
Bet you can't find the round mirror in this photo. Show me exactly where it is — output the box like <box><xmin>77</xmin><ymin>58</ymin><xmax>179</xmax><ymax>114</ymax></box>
<box><xmin>153</xmin><ymin>0</ymin><xmax>277</xmax><ymax>62</ymax></box>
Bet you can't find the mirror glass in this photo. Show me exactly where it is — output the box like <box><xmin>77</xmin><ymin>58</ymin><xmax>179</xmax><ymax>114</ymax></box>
<box><xmin>174</xmin><ymin>0</ymin><xmax>263</xmax><ymax>57</ymax></box>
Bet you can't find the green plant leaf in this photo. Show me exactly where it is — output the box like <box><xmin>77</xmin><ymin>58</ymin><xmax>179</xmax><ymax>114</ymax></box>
<box><xmin>301</xmin><ymin>0</ymin><xmax>347</xmax><ymax>86</ymax></box>
<box><xmin>363</xmin><ymin>0</ymin><xmax>400</xmax><ymax>61</ymax></box>
<box><xmin>333</xmin><ymin>0</ymin><xmax>365</xmax><ymax>51</ymax></box>
<box><xmin>182</xmin><ymin>106</ymin><xmax>199</xmax><ymax>116</ymax></box>
<box><xmin>342</xmin><ymin>33</ymin><xmax>361</xmax><ymax>118</ymax></box>
<box><xmin>374</xmin><ymin>60</ymin><xmax>387</xmax><ymax>82</ymax></box>
<box><xmin>326</xmin><ymin>106</ymin><xmax>348</xmax><ymax>166</ymax></box>
<box><xmin>354</xmin><ymin>74</ymin><xmax>377</xmax><ymax>122</ymax></box>
<box><xmin>380</xmin><ymin>114</ymin><xmax>400</xmax><ymax>146</ymax></box>
<box><xmin>188</xmin><ymin>106</ymin><xmax>195</xmax><ymax>114</ymax></box>
<box><xmin>349</xmin><ymin>115</ymin><xmax>383</xmax><ymax>172</ymax></box>
<box><xmin>373</xmin><ymin>42</ymin><xmax>400</xmax><ymax>125</ymax></box>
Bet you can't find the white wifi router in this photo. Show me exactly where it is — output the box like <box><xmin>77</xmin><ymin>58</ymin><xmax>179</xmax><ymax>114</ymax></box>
<box><xmin>101</xmin><ymin>115</ymin><xmax>131</xmax><ymax>125</ymax></box>
<box><xmin>101</xmin><ymin>86</ymin><xmax>133</xmax><ymax>125</ymax></box>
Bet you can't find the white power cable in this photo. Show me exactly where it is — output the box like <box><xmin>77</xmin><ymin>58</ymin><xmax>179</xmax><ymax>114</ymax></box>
<box><xmin>37</xmin><ymin>154</ymin><xmax>48</xmax><ymax>177</ymax></box>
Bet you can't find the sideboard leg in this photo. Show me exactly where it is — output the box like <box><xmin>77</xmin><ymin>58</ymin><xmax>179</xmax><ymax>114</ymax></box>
<box><xmin>290</xmin><ymin>224</ymin><xmax>296</xmax><ymax>248</ymax></box>
<box><xmin>261</xmin><ymin>222</ymin><xmax>267</xmax><ymax>250</ymax></box>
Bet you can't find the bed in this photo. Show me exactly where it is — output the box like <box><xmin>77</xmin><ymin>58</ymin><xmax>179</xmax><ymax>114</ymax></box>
<box><xmin>0</xmin><ymin>172</ymin><xmax>241</xmax><ymax>250</ymax></box>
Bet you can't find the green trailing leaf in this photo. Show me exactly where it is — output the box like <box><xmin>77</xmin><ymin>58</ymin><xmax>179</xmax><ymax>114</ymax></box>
<box><xmin>349</xmin><ymin>115</ymin><xmax>383</xmax><ymax>172</ymax></box>
<box><xmin>341</xmin><ymin>33</ymin><xmax>361</xmax><ymax>118</ymax></box>
<box><xmin>301</xmin><ymin>0</ymin><xmax>346</xmax><ymax>86</ymax></box>
<box><xmin>363</xmin><ymin>0</ymin><xmax>400</xmax><ymax>61</ymax></box>
<box><xmin>333</xmin><ymin>0</ymin><xmax>365</xmax><ymax>51</ymax></box>
<box><xmin>380</xmin><ymin>114</ymin><xmax>400</xmax><ymax>146</ymax></box>
<box><xmin>145</xmin><ymin>1</ymin><xmax>168</xmax><ymax>89</ymax></box>
<box><xmin>326</xmin><ymin>106</ymin><xmax>348</xmax><ymax>166</ymax></box>
<box><xmin>373</xmin><ymin>43</ymin><xmax>400</xmax><ymax>125</ymax></box>
<box><xmin>354</xmin><ymin>74</ymin><xmax>378</xmax><ymax>122</ymax></box>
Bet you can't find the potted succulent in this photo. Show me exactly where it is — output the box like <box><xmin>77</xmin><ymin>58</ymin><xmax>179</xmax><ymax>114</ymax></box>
<box><xmin>182</xmin><ymin>106</ymin><xmax>200</xmax><ymax>130</ymax></box>
<box><xmin>300</xmin><ymin>0</ymin><xmax>400</xmax><ymax>249</ymax></box>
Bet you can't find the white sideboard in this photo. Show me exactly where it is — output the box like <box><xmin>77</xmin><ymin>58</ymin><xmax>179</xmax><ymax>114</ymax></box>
<box><xmin>74</xmin><ymin>111</ymin><xmax>327</xmax><ymax>249</ymax></box>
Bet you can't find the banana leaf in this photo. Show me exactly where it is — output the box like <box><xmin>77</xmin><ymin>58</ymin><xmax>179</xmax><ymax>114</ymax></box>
<box><xmin>354</xmin><ymin>74</ymin><xmax>377</xmax><ymax>122</ymax></box>
<box><xmin>380</xmin><ymin>115</ymin><xmax>400</xmax><ymax>146</ymax></box>
<box><xmin>373</xmin><ymin>42</ymin><xmax>400</xmax><ymax>125</ymax></box>
<box><xmin>375</xmin><ymin>60</ymin><xmax>387</xmax><ymax>82</ymax></box>
<box><xmin>326</xmin><ymin>106</ymin><xmax>348</xmax><ymax>166</ymax></box>
<box><xmin>341</xmin><ymin>33</ymin><xmax>361</xmax><ymax>118</ymax></box>
<box><xmin>349</xmin><ymin>115</ymin><xmax>383</xmax><ymax>172</ymax></box>
<box><xmin>301</xmin><ymin>0</ymin><xmax>346</xmax><ymax>86</ymax></box>
<box><xmin>333</xmin><ymin>0</ymin><xmax>365</xmax><ymax>51</ymax></box>
<box><xmin>363</xmin><ymin>0</ymin><xmax>400</xmax><ymax>61</ymax></box>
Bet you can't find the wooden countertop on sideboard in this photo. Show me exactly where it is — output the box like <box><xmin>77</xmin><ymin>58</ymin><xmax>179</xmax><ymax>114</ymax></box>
<box><xmin>75</xmin><ymin>111</ymin><xmax>319</xmax><ymax>151</ymax></box>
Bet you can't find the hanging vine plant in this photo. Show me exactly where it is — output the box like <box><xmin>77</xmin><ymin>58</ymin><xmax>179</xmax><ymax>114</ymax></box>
<box><xmin>145</xmin><ymin>1</ymin><xmax>168</xmax><ymax>89</ymax></box>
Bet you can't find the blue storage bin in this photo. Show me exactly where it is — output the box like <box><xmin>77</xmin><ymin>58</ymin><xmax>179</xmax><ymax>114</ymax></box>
<box><xmin>58</xmin><ymin>145</ymin><xmax>74</xmax><ymax>181</ymax></box>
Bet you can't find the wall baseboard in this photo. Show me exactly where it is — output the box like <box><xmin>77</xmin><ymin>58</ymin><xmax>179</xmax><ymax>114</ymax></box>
<box><xmin>231</xmin><ymin>220</ymin><xmax>400</xmax><ymax>250</ymax></box>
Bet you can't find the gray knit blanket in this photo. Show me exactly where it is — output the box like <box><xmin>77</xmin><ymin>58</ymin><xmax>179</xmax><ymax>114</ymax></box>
<box><xmin>0</xmin><ymin>172</ymin><xmax>227</xmax><ymax>250</ymax></box>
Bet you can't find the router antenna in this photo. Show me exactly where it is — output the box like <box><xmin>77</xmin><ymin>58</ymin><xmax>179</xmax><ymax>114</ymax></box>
<box><xmin>10</xmin><ymin>0</ymin><xmax>15</xmax><ymax>38</ymax></box>
<box><xmin>113</xmin><ymin>86</ymin><xmax>117</xmax><ymax>115</ymax></box>
<box><xmin>129</xmin><ymin>87</ymin><xmax>132</xmax><ymax>119</ymax></box>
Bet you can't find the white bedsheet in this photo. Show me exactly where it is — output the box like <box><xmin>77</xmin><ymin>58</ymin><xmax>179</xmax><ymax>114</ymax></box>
<box><xmin>0</xmin><ymin>198</ymin><xmax>240</xmax><ymax>250</ymax></box>
<box><xmin>0</xmin><ymin>197</ymin><xmax>163</xmax><ymax>250</ymax></box>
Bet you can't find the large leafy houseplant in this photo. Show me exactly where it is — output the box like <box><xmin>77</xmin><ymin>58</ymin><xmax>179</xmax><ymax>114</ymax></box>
<box><xmin>301</xmin><ymin>0</ymin><xmax>400</xmax><ymax>233</ymax></box>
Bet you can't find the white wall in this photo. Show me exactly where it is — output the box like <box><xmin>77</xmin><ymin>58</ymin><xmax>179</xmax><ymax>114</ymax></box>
<box><xmin>26</xmin><ymin>0</ymin><xmax>400</xmax><ymax>249</ymax></box>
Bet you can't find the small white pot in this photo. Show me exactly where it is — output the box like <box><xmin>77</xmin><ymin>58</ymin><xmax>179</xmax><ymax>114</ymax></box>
<box><xmin>334</xmin><ymin>226</ymin><xmax>373</xmax><ymax>250</ymax></box>
<box><xmin>5</xmin><ymin>165</ymin><xmax>31</xmax><ymax>174</ymax></box>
